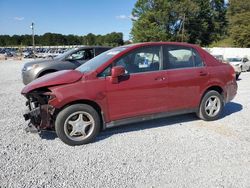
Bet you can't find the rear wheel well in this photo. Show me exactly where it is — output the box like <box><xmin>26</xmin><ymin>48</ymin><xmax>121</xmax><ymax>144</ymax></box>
<box><xmin>197</xmin><ymin>86</ymin><xmax>224</xmax><ymax>114</ymax></box>
<box><xmin>57</xmin><ymin>100</ymin><xmax>104</xmax><ymax>130</ymax></box>
<box><xmin>204</xmin><ymin>86</ymin><xmax>223</xmax><ymax>95</ymax></box>
<box><xmin>200</xmin><ymin>86</ymin><xmax>224</xmax><ymax>104</ymax></box>
<box><xmin>38</xmin><ymin>69</ymin><xmax>57</xmax><ymax>77</ymax></box>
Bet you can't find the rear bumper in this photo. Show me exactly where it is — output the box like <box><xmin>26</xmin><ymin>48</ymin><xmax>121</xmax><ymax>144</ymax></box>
<box><xmin>225</xmin><ymin>80</ymin><xmax>238</xmax><ymax>103</ymax></box>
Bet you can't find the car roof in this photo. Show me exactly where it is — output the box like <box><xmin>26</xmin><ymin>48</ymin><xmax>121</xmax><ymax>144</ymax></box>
<box><xmin>122</xmin><ymin>42</ymin><xmax>199</xmax><ymax>48</ymax></box>
<box><xmin>76</xmin><ymin>46</ymin><xmax>112</xmax><ymax>50</ymax></box>
<box><xmin>109</xmin><ymin>42</ymin><xmax>201</xmax><ymax>54</ymax></box>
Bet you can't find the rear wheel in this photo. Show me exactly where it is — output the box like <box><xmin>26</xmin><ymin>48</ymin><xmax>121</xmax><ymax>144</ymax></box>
<box><xmin>197</xmin><ymin>90</ymin><xmax>224</xmax><ymax>121</ymax></box>
<box><xmin>55</xmin><ymin>104</ymin><xmax>101</xmax><ymax>146</ymax></box>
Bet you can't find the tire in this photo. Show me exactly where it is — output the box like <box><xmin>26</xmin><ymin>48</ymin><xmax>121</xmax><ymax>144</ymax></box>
<box><xmin>197</xmin><ymin>90</ymin><xmax>224</xmax><ymax>121</ymax></box>
<box><xmin>236</xmin><ymin>73</ymin><xmax>240</xmax><ymax>80</ymax></box>
<box><xmin>55</xmin><ymin>104</ymin><xmax>101</xmax><ymax>146</ymax></box>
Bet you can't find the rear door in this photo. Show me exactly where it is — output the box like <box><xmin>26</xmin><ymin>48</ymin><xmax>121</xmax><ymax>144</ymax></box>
<box><xmin>162</xmin><ymin>45</ymin><xmax>209</xmax><ymax>111</ymax></box>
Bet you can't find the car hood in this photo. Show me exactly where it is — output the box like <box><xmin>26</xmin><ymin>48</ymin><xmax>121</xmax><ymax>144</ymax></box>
<box><xmin>229</xmin><ymin>61</ymin><xmax>242</xmax><ymax>65</ymax></box>
<box><xmin>21</xmin><ymin>70</ymin><xmax>83</xmax><ymax>94</ymax></box>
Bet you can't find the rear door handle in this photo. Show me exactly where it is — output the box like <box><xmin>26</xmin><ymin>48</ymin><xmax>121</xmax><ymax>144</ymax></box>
<box><xmin>199</xmin><ymin>71</ymin><xmax>207</xmax><ymax>76</ymax></box>
<box><xmin>155</xmin><ymin>77</ymin><xmax>166</xmax><ymax>81</ymax></box>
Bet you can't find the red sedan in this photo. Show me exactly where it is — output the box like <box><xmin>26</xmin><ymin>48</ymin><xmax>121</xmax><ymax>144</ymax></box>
<box><xmin>22</xmin><ymin>42</ymin><xmax>237</xmax><ymax>146</ymax></box>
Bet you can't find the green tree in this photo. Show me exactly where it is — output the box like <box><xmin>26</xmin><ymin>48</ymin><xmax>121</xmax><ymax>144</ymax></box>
<box><xmin>104</xmin><ymin>32</ymin><xmax>124</xmax><ymax>46</ymax></box>
<box><xmin>85</xmin><ymin>33</ymin><xmax>96</xmax><ymax>45</ymax></box>
<box><xmin>131</xmin><ymin>0</ymin><xmax>227</xmax><ymax>46</ymax></box>
<box><xmin>131</xmin><ymin>0</ymin><xmax>172</xmax><ymax>42</ymax></box>
<box><xmin>227</xmin><ymin>0</ymin><xmax>250</xmax><ymax>47</ymax></box>
<box><xmin>0</xmin><ymin>32</ymin><xmax>124</xmax><ymax>47</ymax></box>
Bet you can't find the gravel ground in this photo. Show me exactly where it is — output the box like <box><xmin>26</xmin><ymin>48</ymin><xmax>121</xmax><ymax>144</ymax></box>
<box><xmin>0</xmin><ymin>60</ymin><xmax>250</xmax><ymax>188</ymax></box>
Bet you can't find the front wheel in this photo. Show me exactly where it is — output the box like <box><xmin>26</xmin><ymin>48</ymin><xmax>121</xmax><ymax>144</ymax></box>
<box><xmin>55</xmin><ymin>104</ymin><xmax>101</xmax><ymax>146</ymax></box>
<box><xmin>197</xmin><ymin>91</ymin><xmax>224</xmax><ymax>121</ymax></box>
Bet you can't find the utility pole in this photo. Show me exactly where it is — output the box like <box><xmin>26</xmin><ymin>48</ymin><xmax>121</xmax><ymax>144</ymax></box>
<box><xmin>30</xmin><ymin>22</ymin><xmax>35</xmax><ymax>58</ymax></box>
<box><xmin>181</xmin><ymin>14</ymin><xmax>185</xmax><ymax>42</ymax></box>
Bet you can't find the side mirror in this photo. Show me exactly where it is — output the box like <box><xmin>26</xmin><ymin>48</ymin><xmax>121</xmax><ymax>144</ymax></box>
<box><xmin>111</xmin><ymin>66</ymin><xmax>125</xmax><ymax>84</ymax></box>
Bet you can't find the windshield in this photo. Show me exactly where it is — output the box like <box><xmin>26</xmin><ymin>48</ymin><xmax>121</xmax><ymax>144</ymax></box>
<box><xmin>54</xmin><ymin>48</ymin><xmax>76</xmax><ymax>59</ymax></box>
<box><xmin>76</xmin><ymin>47</ymin><xmax>127</xmax><ymax>73</ymax></box>
<box><xmin>226</xmin><ymin>58</ymin><xmax>242</xmax><ymax>62</ymax></box>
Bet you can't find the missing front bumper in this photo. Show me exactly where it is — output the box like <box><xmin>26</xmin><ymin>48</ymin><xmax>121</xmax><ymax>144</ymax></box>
<box><xmin>23</xmin><ymin>104</ymin><xmax>55</xmax><ymax>132</ymax></box>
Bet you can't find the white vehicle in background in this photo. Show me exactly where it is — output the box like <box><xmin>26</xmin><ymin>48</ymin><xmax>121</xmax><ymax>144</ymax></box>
<box><xmin>213</xmin><ymin>55</ymin><xmax>224</xmax><ymax>62</ymax></box>
<box><xmin>226</xmin><ymin>57</ymin><xmax>250</xmax><ymax>72</ymax></box>
<box><xmin>226</xmin><ymin>57</ymin><xmax>250</xmax><ymax>80</ymax></box>
<box><xmin>241</xmin><ymin>57</ymin><xmax>250</xmax><ymax>72</ymax></box>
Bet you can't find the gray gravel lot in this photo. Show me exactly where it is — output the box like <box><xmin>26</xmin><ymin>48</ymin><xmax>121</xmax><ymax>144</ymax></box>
<box><xmin>0</xmin><ymin>60</ymin><xmax>250</xmax><ymax>188</ymax></box>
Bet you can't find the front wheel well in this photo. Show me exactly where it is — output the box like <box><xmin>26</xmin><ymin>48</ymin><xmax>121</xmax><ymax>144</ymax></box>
<box><xmin>57</xmin><ymin>100</ymin><xmax>104</xmax><ymax>130</ymax></box>
<box><xmin>38</xmin><ymin>69</ymin><xmax>57</xmax><ymax>77</ymax></box>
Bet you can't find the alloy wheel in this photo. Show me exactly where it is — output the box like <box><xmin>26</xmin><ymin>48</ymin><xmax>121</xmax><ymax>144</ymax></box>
<box><xmin>204</xmin><ymin>96</ymin><xmax>221</xmax><ymax>117</ymax></box>
<box><xmin>64</xmin><ymin>111</ymin><xmax>95</xmax><ymax>141</ymax></box>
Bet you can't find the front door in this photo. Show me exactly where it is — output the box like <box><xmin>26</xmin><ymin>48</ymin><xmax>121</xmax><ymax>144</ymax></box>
<box><xmin>105</xmin><ymin>46</ymin><xmax>169</xmax><ymax>121</ymax></box>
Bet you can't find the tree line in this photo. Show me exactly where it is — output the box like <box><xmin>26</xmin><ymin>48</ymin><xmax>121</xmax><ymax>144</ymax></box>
<box><xmin>131</xmin><ymin>0</ymin><xmax>250</xmax><ymax>47</ymax></box>
<box><xmin>0</xmin><ymin>32</ymin><xmax>124</xmax><ymax>47</ymax></box>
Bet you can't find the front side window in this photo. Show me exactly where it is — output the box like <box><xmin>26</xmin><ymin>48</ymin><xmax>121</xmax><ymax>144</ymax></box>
<box><xmin>68</xmin><ymin>49</ymin><xmax>94</xmax><ymax>60</ymax></box>
<box><xmin>115</xmin><ymin>46</ymin><xmax>161</xmax><ymax>74</ymax></box>
<box><xmin>77</xmin><ymin>47</ymin><xmax>127</xmax><ymax>73</ymax></box>
<box><xmin>164</xmin><ymin>46</ymin><xmax>203</xmax><ymax>69</ymax></box>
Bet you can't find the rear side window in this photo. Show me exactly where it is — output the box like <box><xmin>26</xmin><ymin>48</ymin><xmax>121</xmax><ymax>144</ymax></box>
<box><xmin>163</xmin><ymin>45</ymin><xmax>203</xmax><ymax>70</ymax></box>
<box><xmin>115</xmin><ymin>46</ymin><xmax>161</xmax><ymax>74</ymax></box>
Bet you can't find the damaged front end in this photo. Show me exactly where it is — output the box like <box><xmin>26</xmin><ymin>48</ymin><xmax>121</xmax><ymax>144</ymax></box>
<box><xmin>23</xmin><ymin>89</ymin><xmax>56</xmax><ymax>133</ymax></box>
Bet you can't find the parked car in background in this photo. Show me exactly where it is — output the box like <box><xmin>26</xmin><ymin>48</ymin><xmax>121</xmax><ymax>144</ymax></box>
<box><xmin>241</xmin><ymin>57</ymin><xmax>250</xmax><ymax>72</ymax></box>
<box><xmin>23</xmin><ymin>51</ymin><xmax>37</xmax><ymax>58</ymax></box>
<box><xmin>226</xmin><ymin>57</ymin><xmax>250</xmax><ymax>72</ymax></box>
<box><xmin>22</xmin><ymin>42</ymin><xmax>237</xmax><ymax>146</ymax></box>
<box><xmin>213</xmin><ymin>55</ymin><xmax>224</xmax><ymax>62</ymax></box>
<box><xmin>22</xmin><ymin>46</ymin><xmax>111</xmax><ymax>85</ymax></box>
<box><xmin>225</xmin><ymin>57</ymin><xmax>250</xmax><ymax>79</ymax></box>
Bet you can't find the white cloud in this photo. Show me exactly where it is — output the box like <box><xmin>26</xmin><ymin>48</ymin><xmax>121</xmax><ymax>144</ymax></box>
<box><xmin>116</xmin><ymin>14</ymin><xmax>138</xmax><ymax>21</ymax></box>
<box><xmin>116</xmin><ymin>15</ymin><xmax>128</xmax><ymax>20</ymax></box>
<box><xmin>14</xmin><ymin>17</ymin><xmax>24</xmax><ymax>21</ymax></box>
<box><xmin>128</xmin><ymin>14</ymin><xmax>138</xmax><ymax>20</ymax></box>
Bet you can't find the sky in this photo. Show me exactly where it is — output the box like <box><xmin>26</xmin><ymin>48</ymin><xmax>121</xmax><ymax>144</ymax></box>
<box><xmin>0</xmin><ymin>0</ymin><xmax>137</xmax><ymax>40</ymax></box>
